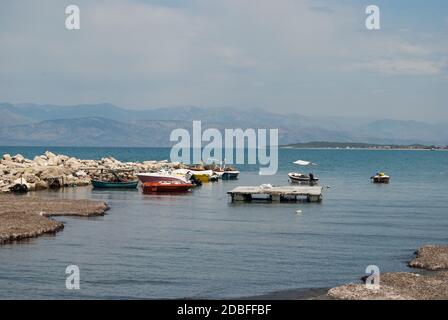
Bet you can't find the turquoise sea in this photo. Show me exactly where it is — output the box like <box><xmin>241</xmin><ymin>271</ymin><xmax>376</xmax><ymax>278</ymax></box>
<box><xmin>0</xmin><ymin>146</ymin><xmax>447</xmax><ymax>299</ymax></box>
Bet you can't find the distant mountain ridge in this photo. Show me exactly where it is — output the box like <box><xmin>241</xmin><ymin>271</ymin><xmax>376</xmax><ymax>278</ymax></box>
<box><xmin>0</xmin><ymin>102</ymin><xmax>447</xmax><ymax>147</ymax></box>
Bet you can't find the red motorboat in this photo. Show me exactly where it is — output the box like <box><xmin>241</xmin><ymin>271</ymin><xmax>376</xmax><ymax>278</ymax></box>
<box><xmin>142</xmin><ymin>181</ymin><xmax>194</xmax><ymax>193</ymax></box>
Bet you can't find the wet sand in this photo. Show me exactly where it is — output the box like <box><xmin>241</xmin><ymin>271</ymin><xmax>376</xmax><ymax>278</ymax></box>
<box><xmin>0</xmin><ymin>194</ymin><xmax>109</xmax><ymax>244</ymax></box>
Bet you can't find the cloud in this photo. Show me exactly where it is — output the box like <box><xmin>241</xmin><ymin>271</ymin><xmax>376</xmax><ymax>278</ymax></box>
<box><xmin>388</xmin><ymin>42</ymin><xmax>432</xmax><ymax>56</ymax></box>
<box><xmin>0</xmin><ymin>0</ymin><xmax>447</xmax><ymax>121</ymax></box>
<box><xmin>308</xmin><ymin>5</ymin><xmax>335</xmax><ymax>14</ymax></box>
<box><xmin>355</xmin><ymin>59</ymin><xmax>443</xmax><ymax>75</ymax></box>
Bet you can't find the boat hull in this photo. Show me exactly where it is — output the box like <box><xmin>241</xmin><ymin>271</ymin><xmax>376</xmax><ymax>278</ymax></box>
<box><xmin>192</xmin><ymin>173</ymin><xmax>210</xmax><ymax>182</ymax></box>
<box><xmin>222</xmin><ymin>171</ymin><xmax>239</xmax><ymax>180</ymax></box>
<box><xmin>372</xmin><ymin>177</ymin><xmax>390</xmax><ymax>183</ymax></box>
<box><xmin>288</xmin><ymin>172</ymin><xmax>318</xmax><ymax>184</ymax></box>
<box><xmin>142</xmin><ymin>182</ymin><xmax>193</xmax><ymax>193</ymax></box>
<box><xmin>137</xmin><ymin>173</ymin><xmax>188</xmax><ymax>184</ymax></box>
<box><xmin>92</xmin><ymin>180</ymin><xmax>138</xmax><ymax>189</ymax></box>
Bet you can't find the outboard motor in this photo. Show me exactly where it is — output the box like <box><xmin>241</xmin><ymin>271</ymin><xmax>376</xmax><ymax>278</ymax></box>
<box><xmin>189</xmin><ymin>175</ymin><xmax>202</xmax><ymax>186</ymax></box>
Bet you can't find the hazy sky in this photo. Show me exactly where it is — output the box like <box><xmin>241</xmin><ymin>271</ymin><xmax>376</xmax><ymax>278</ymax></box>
<box><xmin>1</xmin><ymin>0</ymin><xmax>447</xmax><ymax>121</ymax></box>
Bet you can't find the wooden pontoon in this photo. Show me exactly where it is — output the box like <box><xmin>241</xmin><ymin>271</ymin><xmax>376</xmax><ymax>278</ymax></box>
<box><xmin>227</xmin><ymin>185</ymin><xmax>323</xmax><ymax>202</ymax></box>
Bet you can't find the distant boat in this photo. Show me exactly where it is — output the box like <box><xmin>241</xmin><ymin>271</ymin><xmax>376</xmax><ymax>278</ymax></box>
<box><xmin>92</xmin><ymin>180</ymin><xmax>138</xmax><ymax>189</ymax></box>
<box><xmin>221</xmin><ymin>171</ymin><xmax>240</xmax><ymax>180</ymax></box>
<box><xmin>211</xmin><ymin>161</ymin><xmax>240</xmax><ymax>180</ymax></box>
<box><xmin>293</xmin><ymin>160</ymin><xmax>317</xmax><ymax>166</ymax></box>
<box><xmin>288</xmin><ymin>172</ymin><xmax>319</xmax><ymax>184</ymax></box>
<box><xmin>371</xmin><ymin>172</ymin><xmax>390</xmax><ymax>183</ymax></box>
<box><xmin>142</xmin><ymin>181</ymin><xmax>194</xmax><ymax>193</ymax></box>
<box><xmin>173</xmin><ymin>168</ymin><xmax>216</xmax><ymax>183</ymax></box>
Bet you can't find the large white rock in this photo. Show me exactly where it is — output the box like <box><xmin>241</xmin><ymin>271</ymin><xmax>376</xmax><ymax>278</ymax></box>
<box><xmin>45</xmin><ymin>151</ymin><xmax>56</xmax><ymax>159</ymax></box>
<box><xmin>59</xmin><ymin>155</ymin><xmax>70</xmax><ymax>163</ymax></box>
<box><xmin>74</xmin><ymin>170</ymin><xmax>87</xmax><ymax>177</ymax></box>
<box><xmin>0</xmin><ymin>185</ymin><xmax>12</xmax><ymax>193</ymax></box>
<box><xmin>2</xmin><ymin>154</ymin><xmax>12</xmax><ymax>161</ymax></box>
<box><xmin>35</xmin><ymin>180</ymin><xmax>48</xmax><ymax>190</ymax></box>
<box><xmin>12</xmin><ymin>154</ymin><xmax>25</xmax><ymax>163</ymax></box>
<box><xmin>1</xmin><ymin>160</ymin><xmax>26</xmax><ymax>169</ymax></box>
<box><xmin>39</xmin><ymin>166</ymin><xmax>65</xmax><ymax>180</ymax></box>
<box><xmin>21</xmin><ymin>174</ymin><xmax>38</xmax><ymax>184</ymax></box>
<box><xmin>33</xmin><ymin>156</ymin><xmax>48</xmax><ymax>166</ymax></box>
<box><xmin>47</xmin><ymin>155</ymin><xmax>62</xmax><ymax>166</ymax></box>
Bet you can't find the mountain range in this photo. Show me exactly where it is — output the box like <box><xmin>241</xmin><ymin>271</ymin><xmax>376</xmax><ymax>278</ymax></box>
<box><xmin>1</xmin><ymin>102</ymin><xmax>447</xmax><ymax>147</ymax></box>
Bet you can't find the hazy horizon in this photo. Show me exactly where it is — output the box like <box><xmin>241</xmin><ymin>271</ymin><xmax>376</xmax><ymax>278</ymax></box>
<box><xmin>1</xmin><ymin>0</ymin><xmax>447</xmax><ymax>122</ymax></box>
<box><xmin>3</xmin><ymin>101</ymin><xmax>448</xmax><ymax>125</ymax></box>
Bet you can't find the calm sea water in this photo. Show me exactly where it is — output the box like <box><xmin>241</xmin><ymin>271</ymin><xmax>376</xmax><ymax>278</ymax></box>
<box><xmin>0</xmin><ymin>146</ymin><xmax>447</xmax><ymax>299</ymax></box>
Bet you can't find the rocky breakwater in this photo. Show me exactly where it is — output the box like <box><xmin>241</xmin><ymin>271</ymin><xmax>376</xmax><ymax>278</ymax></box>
<box><xmin>0</xmin><ymin>151</ymin><xmax>183</xmax><ymax>193</ymax></box>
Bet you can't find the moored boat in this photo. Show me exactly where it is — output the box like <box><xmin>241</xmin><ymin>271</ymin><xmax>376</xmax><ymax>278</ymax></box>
<box><xmin>142</xmin><ymin>181</ymin><xmax>194</xmax><ymax>193</ymax></box>
<box><xmin>137</xmin><ymin>172</ymin><xmax>190</xmax><ymax>184</ymax></box>
<box><xmin>288</xmin><ymin>172</ymin><xmax>319</xmax><ymax>184</ymax></box>
<box><xmin>213</xmin><ymin>162</ymin><xmax>240</xmax><ymax>180</ymax></box>
<box><xmin>173</xmin><ymin>168</ymin><xmax>215</xmax><ymax>183</ymax></box>
<box><xmin>371</xmin><ymin>172</ymin><xmax>390</xmax><ymax>183</ymax></box>
<box><xmin>91</xmin><ymin>169</ymin><xmax>138</xmax><ymax>189</ymax></box>
<box><xmin>92</xmin><ymin>180</ymin><xmax>138</xmax><ymax>189</ymax></box>
<box><xmin>221</xmin><ymin>171</ymin><xmax>240</xmax><ymax>180</ymax></box>
<box><xmin>192</xmin><ymin>173</ymin><xmax>210</xmax><ymax>182</ymax></box>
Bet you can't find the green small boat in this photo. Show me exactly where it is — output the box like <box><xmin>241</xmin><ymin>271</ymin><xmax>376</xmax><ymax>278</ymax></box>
<box><xmin>92</xmin><ymin>180</ymin><xmax>138</xmax><ymax>189</ymax></box>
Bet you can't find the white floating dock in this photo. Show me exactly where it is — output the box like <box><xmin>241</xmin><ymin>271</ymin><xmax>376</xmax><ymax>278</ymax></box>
<box><xmin>227</xmin><ymin>185</ymin><xmax>323</xmax><ymax>202</ymax></box>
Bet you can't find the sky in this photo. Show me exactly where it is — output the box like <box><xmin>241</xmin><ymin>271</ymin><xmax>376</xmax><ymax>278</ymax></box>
<box><xmin>0</xmin><ymin>0</ymin><xmax>447</xmax><ymax>122</ymax></box>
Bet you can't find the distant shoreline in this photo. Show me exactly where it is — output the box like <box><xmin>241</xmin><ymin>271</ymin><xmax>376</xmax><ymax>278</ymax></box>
<box><xmin>281</xmin><ymin>146</ymin><xmax>448</xmax><ymax>151</ymax></box>
<box><xmin>281</xmin><ymin>141</ymin><xmax>448</xmax><ymax>151</ymax></box>
<box><xmin>1</xmin><ymin>145</ymin><xmax>447</xmax><ymax>151</ymax></box>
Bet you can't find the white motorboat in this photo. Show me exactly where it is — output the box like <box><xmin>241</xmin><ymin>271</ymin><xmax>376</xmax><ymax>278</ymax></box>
<box><xmin>288</xmin><ymin>172</ymin><xmax>319</xmax><ymax>184</ymax></box>
<box><xmin>137</xmin><ymin>171</ymin><xmax>190</xmax><ymax>184</ymax></box>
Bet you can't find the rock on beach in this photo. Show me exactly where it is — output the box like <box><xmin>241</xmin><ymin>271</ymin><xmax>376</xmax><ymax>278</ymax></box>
<box><xmin>327</xmin><ymin>245</ymin><xmax>448</xmax><ymax>300</ymax></box>
<box><xmin>409</xmin><ymin>245</ymin><xmax>448</xmax><ymax>271</ymax></box>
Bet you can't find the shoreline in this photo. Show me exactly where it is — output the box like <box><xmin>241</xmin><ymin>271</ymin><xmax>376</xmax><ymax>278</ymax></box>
<box><xmin>0</xmin><ymin>194</ymin><xmax>109</xmax><ymax>245</ymax></box>
<box><xmin>281</xmin><ymin>146</ymin><xmax>448</xmax><ymax>151</ymax></box>
<box><xmin>327</xmin><ymin>245</ymin><xmax>448</xmax><ymax>300</ymax></box>
<box><xmin>239</xmin><ymin>245</ymin><xmax>448</xmax><ymax>300</ymax></box>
